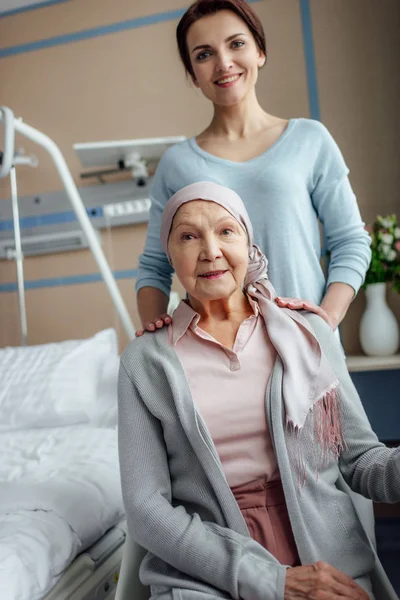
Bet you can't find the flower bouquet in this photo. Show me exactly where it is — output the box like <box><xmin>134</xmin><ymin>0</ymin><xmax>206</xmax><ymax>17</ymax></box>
<box><xmin>364</xmin><ymin>214</ymin><xmax>400</xmax><ymax>293</ymax></box>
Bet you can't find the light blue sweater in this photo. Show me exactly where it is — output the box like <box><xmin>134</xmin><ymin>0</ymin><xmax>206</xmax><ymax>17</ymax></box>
<box><xmin>136</xmin><ymin>119</ymin><xmax>371</xmax><ymax>304</ymax></box>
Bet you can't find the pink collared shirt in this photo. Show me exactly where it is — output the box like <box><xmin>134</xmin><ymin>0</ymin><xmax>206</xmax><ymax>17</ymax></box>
<box><xmin>168</xmin><ymin>299</ymin><xmax>279</xmax><ymax>488</ymax></box>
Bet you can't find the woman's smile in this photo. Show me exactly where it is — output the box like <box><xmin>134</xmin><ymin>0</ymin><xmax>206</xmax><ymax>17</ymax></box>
<box><xmin>198</xmin><ymin>269</ymin><xmax>228</xmax><ymax>279</ymax></box>
<box><xmin>214</xmin><ymin>73</ymin><xmax>243</xmax><ymax>88</ymax></box>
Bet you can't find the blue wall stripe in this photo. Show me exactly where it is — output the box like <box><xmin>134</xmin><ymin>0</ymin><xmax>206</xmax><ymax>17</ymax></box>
<box><xmin>0</xmin><ymin>0</ymin><xmax>262</xmax><ymax>59</ymax></box>
<box><xmin>299</xmin><ymin>0</ymin><xmax>320</xmax><ymax>121</ymax></box>
<box><xmin>0</xmin><ymin>206</ymin><xmax>103</xmax><ymax>232</ymax></box>
<box><xmin>0</xmin><ymin>0</ymin><xmax>70</xmax><ymax>18</ymax></box>
<box><xmin>298</xmin><ymin>1</ymin><xmax>326</xmax><ymax>259</ymax></box>
<box><xmin>0</xmin><ymin>268</ymin><xmax>138</xmax><ymax>292</ymax></box>
<box><xmin>0</xmin><ymin>9</ymin><xmax>185</xmax><ymax>58</ymax></box>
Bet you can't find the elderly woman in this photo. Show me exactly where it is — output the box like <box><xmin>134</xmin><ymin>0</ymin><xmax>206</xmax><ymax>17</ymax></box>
<box><xmin>118</xmin><ymin>182</ymin><xmax>400</xmax><ymax>600</ymax></box>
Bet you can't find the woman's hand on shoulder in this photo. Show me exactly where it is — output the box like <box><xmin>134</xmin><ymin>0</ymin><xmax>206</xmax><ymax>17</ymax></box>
<box><xmin>285</xmin><ymin>562</ymin><xmax>370</xmax><ymax>600</ymax></box>
<box><xmin>275</xmin><ymin>297</ymin><xmax>336</xmax><ymax>330</ymax></box>
<box><xmin>136</xmin><ymin>313</ymin><xmax>172</xmax><ymax>337</ymax></box>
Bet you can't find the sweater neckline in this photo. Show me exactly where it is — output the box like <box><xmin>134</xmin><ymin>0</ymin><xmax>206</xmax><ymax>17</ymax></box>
<box><xmin>188</xmin><ymin>119</ymin><xmax>297</xmax><ymax>166</ymax></box>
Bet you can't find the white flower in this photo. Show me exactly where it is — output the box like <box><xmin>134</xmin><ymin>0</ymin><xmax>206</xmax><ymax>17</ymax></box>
<box><xmin>394</xmin><ymin>227</ymin><xmax>400</xmax><ymax>239</ymax></box>
<box><xmin>387</xmin><ymin>249</ymin><xmax>396</xmax><ymax>262</ymax></box>
<box><xmin>380</xmin><ymin>217</ymin><xmax>393</xmax><ymax>228</ymax></box>
<box><xmin>381</xmin><ymin>233</ymin><xmax>393</xmax><ymax>245</ymax></box>
<box><xmin>380</xmin><ymin>243</ymin><xmax>391</xmax><ymax>257</ymax></box>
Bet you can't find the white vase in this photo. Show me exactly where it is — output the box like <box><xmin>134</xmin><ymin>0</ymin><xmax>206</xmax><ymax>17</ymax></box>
<box><xmin>359</xmin><ymin>282</ymin><xmax>399</xmax><ymax>356</ymax></box>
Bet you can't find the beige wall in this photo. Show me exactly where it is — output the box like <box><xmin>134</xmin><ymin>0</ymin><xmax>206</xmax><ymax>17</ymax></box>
<box><xmin>310</xmin><ymin>0</ymin><xmax>400</xmax><ymax>352</ymax></box>
<box><xmin>0</xmin><ymin>0</ymin><xmax>399</xmax><ymax>353</ymax></box>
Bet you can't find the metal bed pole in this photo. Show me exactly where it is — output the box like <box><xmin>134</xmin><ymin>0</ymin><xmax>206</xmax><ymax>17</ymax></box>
<box><xmin>0</xmin><ymin>107</ymin><xmax>136</xmax><ymax>340</ymax></box>
<box><xmin>9</xmin><ymin>166</ymin><xmax>28</xmax><ymax>345</ymax></box>
<box><xmin>0</xmin><ymin>107</ymin><xmax>28</xmax><ymax>344</ymax></box>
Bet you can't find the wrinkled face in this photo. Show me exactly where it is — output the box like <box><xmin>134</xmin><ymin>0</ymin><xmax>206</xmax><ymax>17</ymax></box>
<box><xmin>168</xmin><ymin>200</ymin><xmax>249</xmax><ymax>304</ymax></box>
<box><xmin>186</xmin><ymin>10</ymin><xmax>265</xmax><ymax>107</ymax></box>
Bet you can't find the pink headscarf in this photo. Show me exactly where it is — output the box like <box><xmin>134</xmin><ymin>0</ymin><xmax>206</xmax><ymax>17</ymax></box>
<box><xmin>161</xmin><ymin>182</ymin><xmax>343</xmax><ymax>479</ymax></box>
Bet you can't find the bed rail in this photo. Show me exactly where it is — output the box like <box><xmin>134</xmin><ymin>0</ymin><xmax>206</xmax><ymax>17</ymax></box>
<box><xmin>0</xmin><ymin>107</ymin><xmax>136</xmax><ymax>340</ymax></box>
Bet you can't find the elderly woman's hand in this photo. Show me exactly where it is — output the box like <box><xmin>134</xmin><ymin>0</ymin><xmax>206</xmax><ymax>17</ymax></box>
<box><xmin>275</xmin><ymin>297</ymin><xmax>337</xmax><ymax>330</ymax></box>
<box><xmin>285</xmin><ymin>562</ymin><xmax>370</xmax><ymax>600</ymax></box>
<box><xmin>136</xmin><ymin>314</ymin><xmax>172</xmax><ymax>337</ymax></box>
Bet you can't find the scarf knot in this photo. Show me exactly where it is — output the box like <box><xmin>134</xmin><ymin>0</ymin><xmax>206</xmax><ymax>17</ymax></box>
<box><xmin>245</xmin><ymin>244</ymin><xmax>269</xmax><ymax>287</ymax></box>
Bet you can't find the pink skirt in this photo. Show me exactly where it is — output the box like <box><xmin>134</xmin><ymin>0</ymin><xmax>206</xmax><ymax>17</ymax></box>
<box><xmin>231</xmin><ymin>477</ymin><xmax>301</xmax><ymax>567</ymax></box>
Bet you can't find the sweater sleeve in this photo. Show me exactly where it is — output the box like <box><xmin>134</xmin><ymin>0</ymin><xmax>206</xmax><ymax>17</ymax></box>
<box><xmin>306</xmin><ymin>314</ymin><xmax>400</xmax><ymax>501</ymax></box>
<box><xmin>310</xmin><ymin>124</ymin><xmax>371</xmax><ymax>295</ymax></box>
<box><xmin>118</xmin><ymin>359</ymin><xmax>287</xmax><ymax>600</ymax></box>
<box><xmin>135</xmin><ymin>153</ymin><xmax>174</xmax><ymax>297</ymax></box>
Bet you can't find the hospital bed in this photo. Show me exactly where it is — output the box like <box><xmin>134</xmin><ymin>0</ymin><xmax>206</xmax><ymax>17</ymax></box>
<box><xmin>0</xmin><ymin>328</ymin><xmax>127</xmax><ymax>600</ymax></box>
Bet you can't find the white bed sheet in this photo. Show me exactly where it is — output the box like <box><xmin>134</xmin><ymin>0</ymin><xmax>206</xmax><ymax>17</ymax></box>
<box><xmin>0</xmin><ymin>426</ymin><xmax>124</xmax><ymax>600</ymax></box>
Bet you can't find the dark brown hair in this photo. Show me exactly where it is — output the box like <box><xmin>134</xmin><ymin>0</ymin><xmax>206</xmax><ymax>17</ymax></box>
<box><xmin>176</xmin><ymin>0</ymin><xmax>267</xmax><ymax>79</ymax></box>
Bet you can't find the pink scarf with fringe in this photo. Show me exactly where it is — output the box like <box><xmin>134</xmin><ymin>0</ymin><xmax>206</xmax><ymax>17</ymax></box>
<box><xmin>160</xmin><ymin>181</ymin><xmax>344</xmax><ymax>479</ymax></box>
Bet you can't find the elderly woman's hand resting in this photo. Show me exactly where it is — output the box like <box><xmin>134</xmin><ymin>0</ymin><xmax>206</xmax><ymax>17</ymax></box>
<box><xmin>285</xmin><ymin>562</ymin><xmax>370</xmax><ymax>600</ymax></box>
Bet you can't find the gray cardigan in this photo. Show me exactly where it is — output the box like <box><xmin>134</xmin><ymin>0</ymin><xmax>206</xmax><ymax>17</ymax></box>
<box><xmin>118</xmin><ymin>314</ymin><xmax>400</xmax><ymax>600</ymax></box>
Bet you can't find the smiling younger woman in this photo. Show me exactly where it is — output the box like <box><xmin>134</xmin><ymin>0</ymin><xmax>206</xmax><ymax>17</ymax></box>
<box><xmin>135</xmin><ymin>0</ymin><xmax>371</xmax><ymax>334</ymax></box>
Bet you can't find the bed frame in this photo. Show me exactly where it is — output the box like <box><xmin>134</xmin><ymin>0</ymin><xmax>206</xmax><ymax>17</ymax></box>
<box><xmin>43</xmin><ymin>522</ymin><xmax>127</xmax><ymax>600</ymax></box>
<box><xmin>0</xmin><ymin>106</ymin><xmax>136</xmax><ymax>342</ymax></box>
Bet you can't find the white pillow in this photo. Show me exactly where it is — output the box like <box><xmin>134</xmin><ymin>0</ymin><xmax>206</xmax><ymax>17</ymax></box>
<box><xmin>0</xmin><ymin>328</ymin><xmax>118</xmax><ymax>431</ymax></box>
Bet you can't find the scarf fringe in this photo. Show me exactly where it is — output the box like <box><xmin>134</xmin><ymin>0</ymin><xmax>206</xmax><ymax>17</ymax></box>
<box><xmin>286</xmin><ymin>383</ymin><xmax>347</xmax><ymax>488</ymax></box>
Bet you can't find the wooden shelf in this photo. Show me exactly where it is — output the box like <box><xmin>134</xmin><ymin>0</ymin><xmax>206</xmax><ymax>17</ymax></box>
<box><xmin>346</xmin><ymin>354</ymin><xmax>400</xmax><ymax>373</ymax></box>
